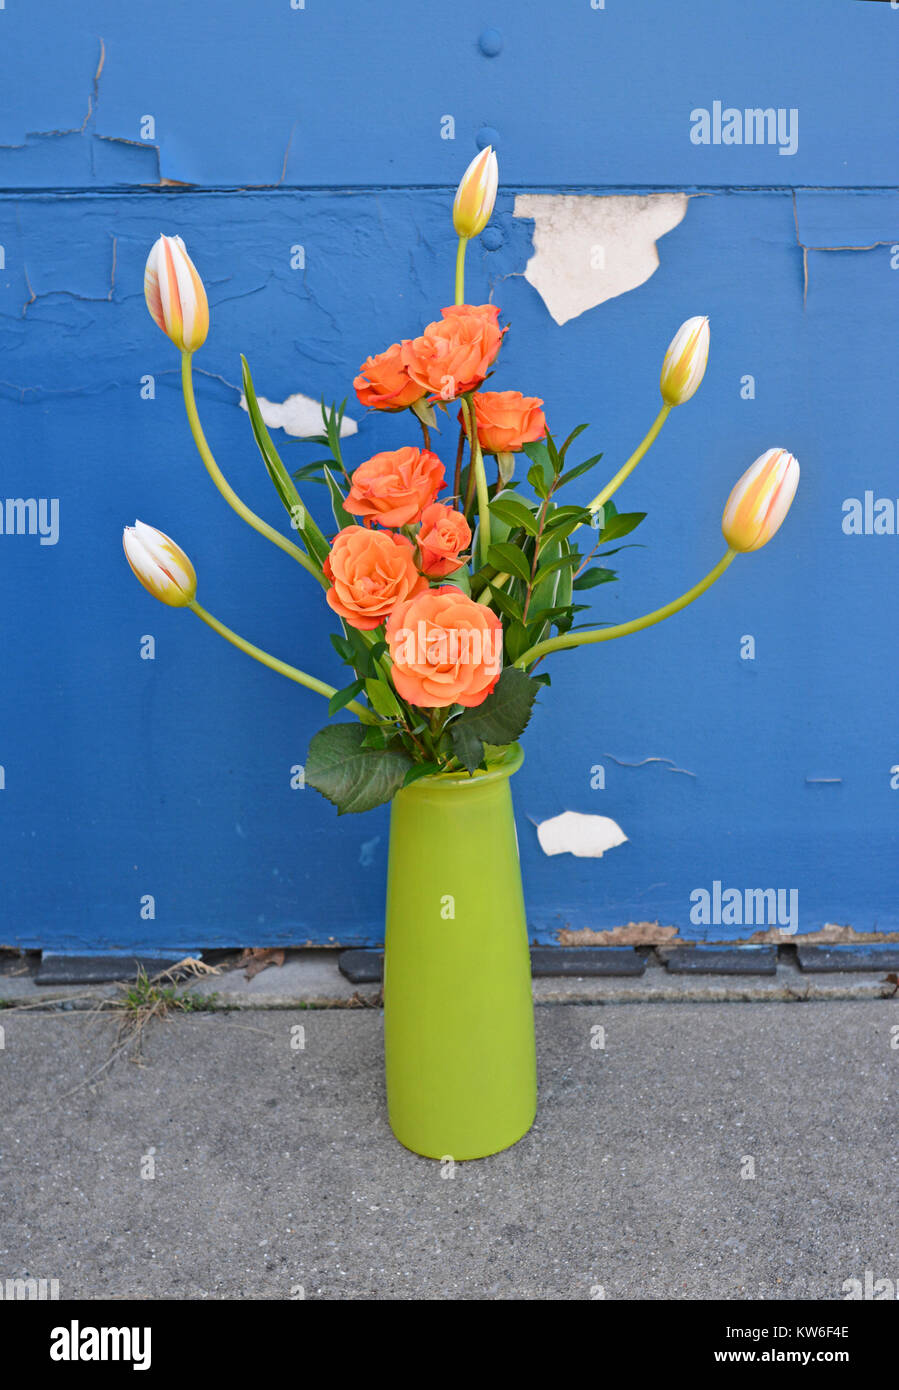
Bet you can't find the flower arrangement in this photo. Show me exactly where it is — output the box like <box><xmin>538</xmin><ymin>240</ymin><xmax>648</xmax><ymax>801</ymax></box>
<box><xmin>125</xmin><ymin>149</ymin><xmax>799</xmax><ymax>816</ymax></box>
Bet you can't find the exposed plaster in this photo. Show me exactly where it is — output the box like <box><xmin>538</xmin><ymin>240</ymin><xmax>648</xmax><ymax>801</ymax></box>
<box><xmin>239</xmin><ymin>390</ymin><xmax>358</xmax><ymax>439</ymax></box>
<box><xmin>535</xmin><ymin>810</ymin><xmax>628</xmax><ymax>859</ymax></box>
<box><xmin>557</xmin><ymin>922</ymin><xmax>899</xmax><ymax>947</ymax></box>
<box><xmin>513</xmin><ymin>193</ymin><xmax>689</xmax><ymax>325</ymax></box>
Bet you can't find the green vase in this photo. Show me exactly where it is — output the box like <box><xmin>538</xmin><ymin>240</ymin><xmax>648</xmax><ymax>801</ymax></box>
<box><xmin>383</xmin><ymin>742</ymin><xmax>537</xmax><ymax>1160</ymax></box>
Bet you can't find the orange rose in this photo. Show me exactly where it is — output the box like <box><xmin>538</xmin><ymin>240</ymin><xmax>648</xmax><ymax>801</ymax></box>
<box><xmin>386</xmin><ymin>587</ymin><xmax>503</xmax><ymax>709</ymax></box>
<box><xmin>441</xmin><ymin>303</ymin><xmax>501</xmax><ymax>327</ymax></box>
<box><xmin>344</xmin><ymin>446</ymin><xmax>445</xmax><ymax>528</ymax></box>
<box><xmin>353</xmin><ymin>341</ymin><xmax>425</xmax><ymax>412</ymax></box>
<box><xmin>461</xmin><ymin>390</ymin><xmax>546</xmax><ymax>454</ymax></box>
<box><xmin>417</xmin><ymin>503</ymin><xmax>471</xmax><ymax>577</ymax></box>
<box><xmin>401</xmin><ymin>304</ymin><xmax>506</xmax><ymax>401</ymax></box>
<box><xmin>324</xmin><ymin>526</ymin><xmax>426</xmax><ymax>631</ymax></box>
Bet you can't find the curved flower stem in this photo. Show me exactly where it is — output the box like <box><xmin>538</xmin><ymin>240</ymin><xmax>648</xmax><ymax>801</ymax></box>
<box><xmin>461</xmin><ymin>394</ymin><xmax>490</xmax><ymax>565</ymax></box>
<box><xmin>189</xmin><ymin>599</ymin><xmax>375</xmax><ymax>723</ymax></box>
<box><xmin>181</xmin><ymin>353</ymin><xmax>326</xmax><ymax>589</ymax></box>
<box><xmin>452</xmin><ymin>422</ymin><xmax>466</xmax><ymax>503</ymax></box>
<box><xmin>513</xmin><ymin>549</ymin><xmax>737</xmax><ymax>669</ymax></box>
<box><xmin>587</xmin><ymin>403</ymin><xmax>671</xmax><ymax>515</ymax></box>
<box><xmin>455</xmin><ymin>236</ymin><xmax>468</xmax><ymax>305</ymax></box>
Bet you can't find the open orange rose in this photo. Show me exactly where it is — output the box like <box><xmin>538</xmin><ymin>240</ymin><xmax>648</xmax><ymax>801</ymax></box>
<box><xmin>401</xmin><ymin>304</ymin><xmax>506</xmax><ymax>402</ymax></box>
<box><xmin>386</xmin><ymin>587</ymin><xmax>503</xmax><ymax>708</ymax></box>
<box><xmin>461</xmin><ymin>390</ymin><xmax>546</xmax><ymax>454</ymax></box>
<box><xmin>324</xmin><ymin>526</ymin><xmax>426</xmax><ymax>631</ymax></box>
<box><xmin>344</xmin><ymin>446</ymin><xmax>445</xmax><ymax>528</ymax></box>
<box><xmin>353</xmin><ymin>341</ymin><xmax>425</xmax><ymax>412</ymax></box>
<box><xmin>417</xmin><ymin>503</ymin><xmax>471</xmax><ymax>577</ymax></box>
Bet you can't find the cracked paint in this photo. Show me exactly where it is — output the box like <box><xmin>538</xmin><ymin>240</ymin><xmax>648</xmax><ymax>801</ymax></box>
<box><xmin>791</xmin><ymin>190</ymin><xmax>899</xmax><ymax>303</ymax></box>
<box><xmin>604</xmin><ymin>754</ymin><xmax>696</xmax><ymax>778</ymax></box>
<box><xmin>513</xmin><ymin>194</ymin><xmax>688</xmax><ymax>325</ymax></box>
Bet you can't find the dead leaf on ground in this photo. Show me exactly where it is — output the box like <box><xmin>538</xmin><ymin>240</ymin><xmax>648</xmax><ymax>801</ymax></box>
<box><xmin>238</xmin><ymin>947</ymin><xmax>286</xmax><ymax>980</ymax></box>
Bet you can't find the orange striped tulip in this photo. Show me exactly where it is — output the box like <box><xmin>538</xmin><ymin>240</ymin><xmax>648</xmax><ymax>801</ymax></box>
<box><xmin>123</xmin><ymin>520</ymin><xmax>197</xmax><ymax>606</ymax></box>
<box><xmin>660</xmin><ymin>315</ymin><xmax>709</xmax><ymax>406</ymax></box>
<box><xmin>453</xmin><ymin>147</ymin><xmax>499</xmax><ymax>238</ymax></box>
<box><xmin>144</xmin><ymin>234</ymin><xmax>209</xmax><ymax>353</ymax></box>
<box><xmin>722</xmin><ymin>448</ymin><xmax>800</xmax><ymax>552</ymax></box>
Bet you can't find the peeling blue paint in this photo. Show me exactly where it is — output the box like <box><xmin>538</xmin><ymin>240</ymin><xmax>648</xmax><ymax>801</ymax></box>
<box><xmin>0</xmin><ymin>3</ymin><xmax>897</xmax><ymax>950</ymax></box>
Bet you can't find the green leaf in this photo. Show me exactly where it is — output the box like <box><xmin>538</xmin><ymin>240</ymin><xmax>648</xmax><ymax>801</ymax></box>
<box><xmin>487</xmin><ymin>542</ymin><xmax>532</xmax><ymax>586</ymax></box>
<box><xmin>572</xmin><ymin>567</ymin><xmax>618</xmax><ymax>590</ymax></box>
<box><xmin>489</xmin><ymin>496</ymin><xmax>539</xmax><ymax>536</ymax></box>
<box><xmin>536</xmin><ymin>550</ymin><xmax>581</xmax><ymax>580</ymax></box>
<box><xmin>324</xmin><ymin>466</ymin><xmax>353</xmax><ymax>532</ymax></box>
<box><xmin>365</xmin><ymin>676</ymin><xmax>403</xmax><ymax>719</ymax></box>
<box><xmin>241</xmin><ymin>356</ymin><xmax>330</xmax><ymax>565</ymax></box>
<box><xmin>328</xmin><ymin>679</ymin><xmax>365</xmax><ymax>716</ymax></box>
<box><xmin>329</xmin><ymin>633</ymin><xmax>355</xmax><ymax>664</ymax></box>
<box><xmin>557</xmin><ymin>423</ymin><xmax>590</xmax><ymax>461</ymax></box>
<box><xmin>305</xmin><ymin>723</ymin><xmax>413</xmax><ymax>815</ymax></box>
<box><xmin>600</xmin><ymin>510</ymin><xmax>646</xmax><ymax>542</ymax></box>
<box><xmin>362</xmin><ymin>725</ymin><xmax>396</xmax><ymax>750</ymax></box>
<box><xmin>451</xmin><ymin>668</ymin><xmax>541</xmax><ymax>764</ymax></box>
<box><xmin>503</xmin><ymin>619</ymin><xmax>532</xmax><ymax>664</ymax></box>
<box><xmin>557</xmin><ymin>453</ymin><xmax>604</xmax><ymax>489</ymax></box>
<box><xmin>486</xmin><ymin>585</ymin><xmax>524</xmax><ymax>624</ymax></box>
<box><xmin>402</xmin><ymin>761</ymin><xmax>441</xmax><ymax>788</ymax></box>
<box><xmin>527</xmin><ymin>462</ymin><xmax>550</xmax><ymax>500</ymax></box>
<box><xmin>450</xmin><ymin>722</ymin><xmax>487</xmax><ymax>775</ymax></box>
<box><xmin>439</xmin><ymin>566</ymin><xmax>471</xmax><ymax>595</ymax></box>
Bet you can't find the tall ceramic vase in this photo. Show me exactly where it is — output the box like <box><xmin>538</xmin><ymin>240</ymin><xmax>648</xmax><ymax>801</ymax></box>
<box><xmin>383</xmin><ymin>743</ymin><xmax>537</xmax><ymax>1160</ymax></box>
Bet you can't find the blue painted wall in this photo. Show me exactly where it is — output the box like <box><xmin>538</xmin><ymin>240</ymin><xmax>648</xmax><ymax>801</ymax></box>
<box><xmin>1</xmin><ymin>1</ymin><xmax>897</xmax><ymax>950</ymax></box>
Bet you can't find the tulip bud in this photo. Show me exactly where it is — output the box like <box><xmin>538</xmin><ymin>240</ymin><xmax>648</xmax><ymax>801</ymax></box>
<box><xmin>722</xmin><ymin>448</ymin><xmax>799</xmax><ymax>552</ymax></box>
<box><xmin>144</xmin><ymin>234</ymin><xmax>209</xmax><ymax>354</ymax></box>
<box><xmin>123</xmin><ymin>520</ymin><xmax>197</xmax><ymax>606</ymax></box>
<box><xmin>452</xmin><ymin>147</ymin><xmax>499</xmax><ymax>238</ymax></box>
<box><xmin>660</xmin><ymin>315</ymin><xmax>710</xmax><ymax>406</ymax></box>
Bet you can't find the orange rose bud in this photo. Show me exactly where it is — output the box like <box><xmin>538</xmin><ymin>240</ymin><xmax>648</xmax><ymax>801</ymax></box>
<box><xmin>344</xmin><ymin>446</ymin><xmax>445</xmax><ymax>528</ymax></box>
<box><xmin>386</xmin><ymin>587</ymin><xmax>503</xmax><ymax>709</ymax></box>
<box><xmin>353</xmin><ymin>341</ymin><xmax>425</xmax><ymax>412</ymax></box>
<box><xmin>323</xmin><ymin>526</ymin><xmax>427</xmax><ymax>631</ymax></box>
<box><xmin>461</xmin><ymin>390</ymin><xmax>546</xmax><ymax>454</ymax></box>
<box><xmin>401</xmin><ymin>305</ymin><xmax>506</xmax><ymax>401</ymax></box>
<box><xmin>417</xmin><ymin>503</ymin><xmax>472</xmax><ymax>578</ymax></box>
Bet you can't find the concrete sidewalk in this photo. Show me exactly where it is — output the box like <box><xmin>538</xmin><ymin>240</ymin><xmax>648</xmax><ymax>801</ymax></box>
<box><xmin>1</xmin><ymin>1000</ymin><xmax>896</xmax><ymax>1300</ymax></box>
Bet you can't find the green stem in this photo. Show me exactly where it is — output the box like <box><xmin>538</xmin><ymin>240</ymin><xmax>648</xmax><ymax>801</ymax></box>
<box><xmin>587</xmin><ymin>403</ymin><xmax>671</xmax><ymax>515</ymax></box>
<box><xmin>514</xmin><ymin>550</ymin><xmax>737</xmax><ymax>669</ymax></box>
<box><xmin>455</xmin><ymin>236</ymin><xmax>468</xmax><ymax>305</ymax></box>
<box><xmin>181</xmin><ymin>353</ymin><xmax>327</xmax><ymax>589</ymax></box>
<box><xmin>189</xmin><ymin>599</ymin><xmax>375</xmax><ymax>723</ymax></box>
<box><xmin>461</xmin><ymin>395</ymin><xmax>490</xmax><ymax>565</ymax></box>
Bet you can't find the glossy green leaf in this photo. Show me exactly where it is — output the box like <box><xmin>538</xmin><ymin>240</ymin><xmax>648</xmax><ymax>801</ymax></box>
<box><xmin>305</xmin><ymin>723</ymin><xmax>413</xmax><ymax>815</ymax></box>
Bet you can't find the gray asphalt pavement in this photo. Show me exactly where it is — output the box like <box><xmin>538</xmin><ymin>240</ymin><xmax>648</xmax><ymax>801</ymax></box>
<box><xmin>0</xmin><ymin>1001</ymin><xmax>896</xmax><ymax>1299</ymax></box>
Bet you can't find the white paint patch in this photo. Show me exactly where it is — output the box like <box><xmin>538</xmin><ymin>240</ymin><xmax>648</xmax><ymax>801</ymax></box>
<box><xmin>536</xmin><ymin>811</ymin><xmax>628</xmax><ymax>859</ymax></box>
<box><xmin>239</xmin><ymin>391</ymin><xmax>358</xmax><ymax>439</ymax></box>
<box><xmin>514</xmin><ymin>193</ymin><xmax>689</xmax><ymax>325</ymax></box>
